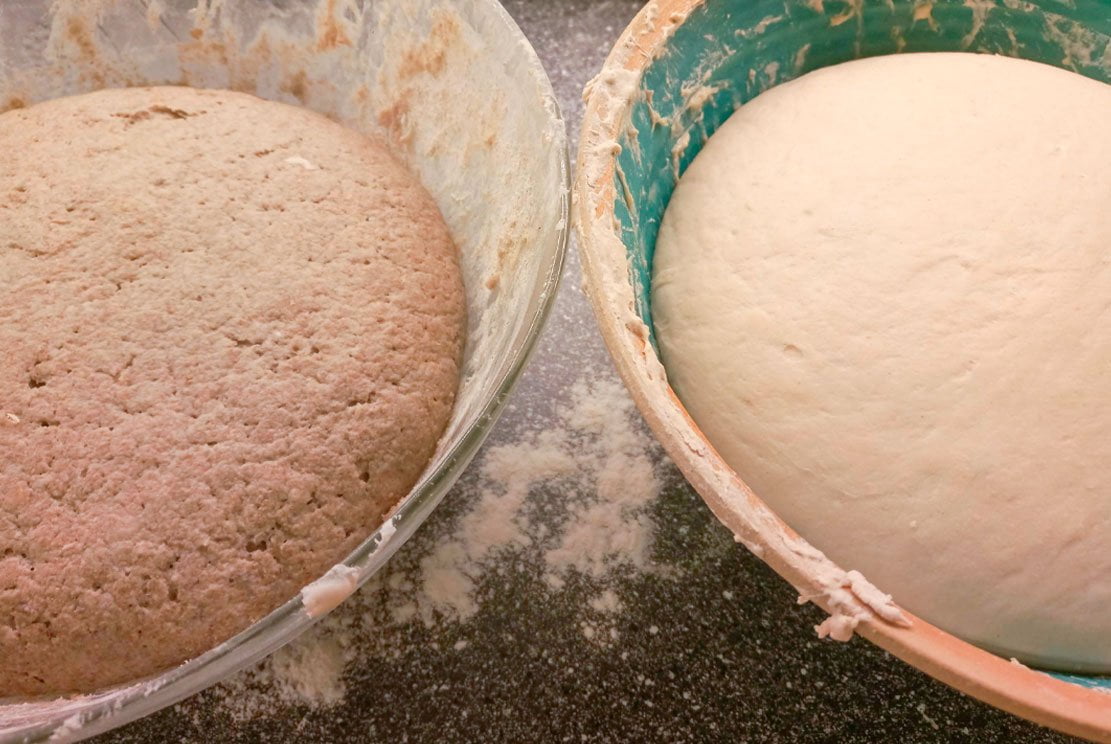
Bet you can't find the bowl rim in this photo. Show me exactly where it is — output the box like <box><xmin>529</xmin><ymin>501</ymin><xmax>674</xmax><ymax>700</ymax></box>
<box><xmin>573</xmin><ymin>0</ymin><xmax>1111</xmax><ymax>740</ymax></box>
<box><xmin>4</xmin><ymin>1</ymin><xmax>570</xmax><ymax>741</ymax></box>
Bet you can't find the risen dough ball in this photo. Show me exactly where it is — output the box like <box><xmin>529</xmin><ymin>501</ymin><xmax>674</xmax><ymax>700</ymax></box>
<box><xmin>0</xmin><ymin>86</ymin><xmax>465</xmax><ymax>695</ymax></box>
<box><xmin>652</xmin><ymin>53</ymin><xmax>1111</xmax><ymax>670</ymax></box>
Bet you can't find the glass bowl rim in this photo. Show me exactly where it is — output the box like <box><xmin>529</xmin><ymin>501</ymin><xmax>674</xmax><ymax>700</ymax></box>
<box><xmin>4</xmin><ymin>1</ymin><xmax>570</xmax><ymax>740</ymax></box>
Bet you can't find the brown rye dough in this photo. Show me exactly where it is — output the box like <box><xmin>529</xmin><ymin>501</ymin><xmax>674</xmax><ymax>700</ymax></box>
<box><xmin>0</xmin><ymin>86</ymin><xmax>465</xmax><ymax>696</ymax></box>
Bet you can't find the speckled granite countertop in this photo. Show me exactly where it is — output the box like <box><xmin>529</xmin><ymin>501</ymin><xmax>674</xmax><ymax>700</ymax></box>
<box><xmin>97</xmin><ymin>2</ymin><xmax>1076</xmax><ymax>742</ymax></box>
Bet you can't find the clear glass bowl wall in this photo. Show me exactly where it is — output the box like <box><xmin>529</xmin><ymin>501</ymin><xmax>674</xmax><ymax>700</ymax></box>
<box><xmin>0</xmin><ymin>0</ymin><xmax>569</xmax><ymax>741</ymax></box>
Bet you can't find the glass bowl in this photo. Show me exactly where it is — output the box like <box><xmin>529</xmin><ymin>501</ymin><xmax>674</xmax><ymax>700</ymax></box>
<box><xmin>0</xmin><ymin>0</ymin><xmax>568</xmax><ymax>740</ymax></box>
<box><xmin>575</xmin><ymin>0</ymin><xmax>1110</xmax><ymax>739</ymax></box>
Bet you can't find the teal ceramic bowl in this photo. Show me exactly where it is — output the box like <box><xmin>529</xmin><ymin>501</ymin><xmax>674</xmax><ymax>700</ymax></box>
<box><xmin>576</xmin><ymin>0</ymin><xmax>1110</xmax><ymax>738</ymax></box>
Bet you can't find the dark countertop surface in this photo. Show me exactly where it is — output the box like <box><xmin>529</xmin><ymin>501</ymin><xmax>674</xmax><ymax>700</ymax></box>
<box><xmin>97</xmin><ymin>2</ymin><xmax>1077</xmax><ymax>742</ymax></box>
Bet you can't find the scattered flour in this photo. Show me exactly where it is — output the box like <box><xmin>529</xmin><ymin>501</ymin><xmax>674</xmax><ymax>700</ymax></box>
<box><xmin>205</xmin><ymin>373</ymin><xmax>673</xmax><ymax>718</ymax></box>
<box><xmin>588</xmin><ymin>589</ymin><xmax>623</xmax><ymax>615</ymax></box>
<box><xmin>267</xmin><ymin>636</ymin><xmax>350</xmax><ymax>706</ymax></box>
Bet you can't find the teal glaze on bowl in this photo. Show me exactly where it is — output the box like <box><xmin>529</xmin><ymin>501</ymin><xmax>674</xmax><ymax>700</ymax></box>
<box><xmin>609</xmin><ymin>0</ymin><xmax>1111</xmax><ymax>693</ymax></box>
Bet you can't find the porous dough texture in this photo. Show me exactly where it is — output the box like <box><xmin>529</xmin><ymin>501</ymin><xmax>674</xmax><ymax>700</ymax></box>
<box><xmin>0</xmin><ymin>86</ymin><xmax>465</xmax><ymax>696</ymax></box>
<box><xmin>652</xmin><ymin>53</ymin><xmax>1111</xmax><ymax>671</ymax></box>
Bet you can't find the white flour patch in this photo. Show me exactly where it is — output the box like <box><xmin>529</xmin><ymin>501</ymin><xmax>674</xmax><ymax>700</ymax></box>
<box><xmin>204</xmin><ymin>373</ymin><xmax>675</xmax><ymax>720</ymax></box>
<box><xmin>588</xmin><ymin>589</ymin><xmax>623</xmax><ymax>615</ymax></box>
<box><xmin>267</xmin><ymin>635</ymin><xmax>350</xmax><ymax>706</ymax></box>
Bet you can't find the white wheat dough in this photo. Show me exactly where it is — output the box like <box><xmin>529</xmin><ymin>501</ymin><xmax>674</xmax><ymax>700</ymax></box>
<box><xmin>652</xmin><ymin>53</ymin><xmax>1111</xmax><ymax>671</ymax></box>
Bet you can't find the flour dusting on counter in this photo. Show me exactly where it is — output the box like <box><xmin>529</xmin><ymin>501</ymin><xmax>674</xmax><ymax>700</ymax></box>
<box><xmin>203</xmin><ymin>372</ymin><xmax>675</xmax><ymax>718</ymax></box>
